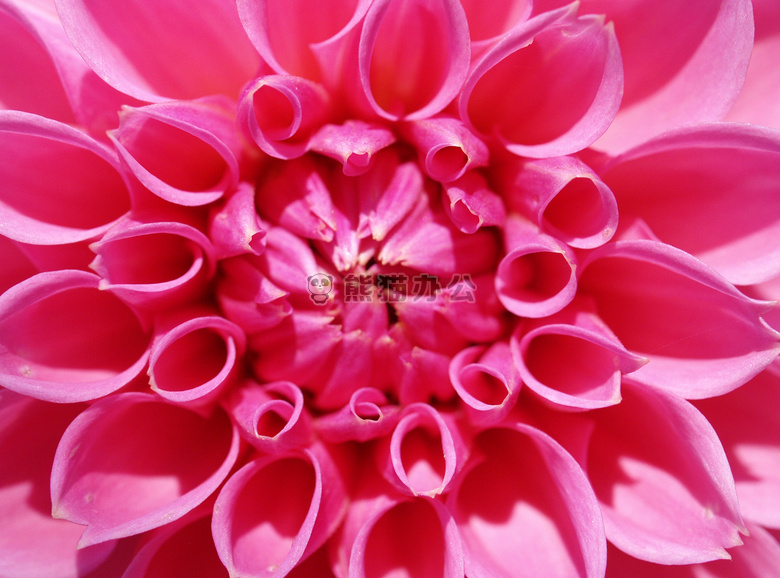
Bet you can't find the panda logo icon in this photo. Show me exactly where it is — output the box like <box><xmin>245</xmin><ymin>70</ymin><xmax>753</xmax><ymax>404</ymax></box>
<box><xmin>307</xmin><ymin>273</ymin><xmax>334</xmax><ymax>305</ymax></box>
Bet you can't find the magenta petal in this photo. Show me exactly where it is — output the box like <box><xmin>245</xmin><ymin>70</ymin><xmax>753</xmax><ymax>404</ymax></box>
<box><xmin>149</xmin><ymin>315</ymin><xmax>246</xmax><ymax>405</ymax></box>
<box><xmin>110</xmin><ymin>98</ymin><xmax>241</xmax><ymax>206</ymax></box>
<box><xmin>0</xmin><ymin>234</ymin><xmax>37</xmax><ymax>295</ymax></box>
<box><xmin>315</xmin><ymin>387</ymin><xmax>401</xmax><ymax>443</ymax></box>
<box><xmin>579</xmin><ymin>240</ymin><xmax>780</xmax><ymax>398</ymax></box>
<box><xmin>447</xmin><ymin>423</ymin><xmax>607</xmax><ymax>578</ymax></box>
<box><xmin>51</xmin><ymin>393</ymin><xmax>240</xmax><ymax>546</ymax></box>
<box><xmin>496</xmin><ymin>215</ymin><xmax>578</xmax><ymax>318</ymax></box>
<box><xmin>587</xmin><ymin>380</ymin><xmax>744</xmax><ymax>564</ymax></box>
<box><xmin>0</xmin><ymin>111</ymin><xmax>130</xmax><ymax>245</ymax></box>
<box><xmin>0</xmin><ymin>270</ymin><xmax>151</xmax><ymax>402</ymax></box>
<box><xmin>211</xmin><ymin>444</ymin><xmax>347</xmax><ymax>578</ymax></box>
<box><xmin>209</xmin><ymin>183</ymin><xmax>267</xmax><ymax>259</ymax></box>
<box><xmin>55</xmin><ymin>0</ymin><xmax>260</xmax><ymax>101</ymax></box>
<box><xmin>501</xmin><ymin>155</ymin><xmax>618</xmax><ymax>249</ymax></box>
<box><xmin>0</xmin><ymin>391</ymin><xmax>116</xmax><ymax>578</ymax></box>
<box><xmin>239</xmin><ymin>74</ymin><xmax>331</xmax><ymax>159</ymax></box>
<box><xmin>443</xmin><ymin>172</ymin><xmax>507</xmax><ymax>234</ymax></box>
<box><xmin>460</xmin><ymin>0</ymin><xmax>532</xmax><ymax>45</ymax></box>
<box><xmin>693</xmin><ymin>521</ymin><xmax>780</xmax><ymax>578</ymax></box>
<box><xmin>460</xmin><ymin>4</ymin><xmax>623</xmax><ymax>157</ymax></box>
<box><xmin>601</xmin><ymin>123</ymin><xmax>780</xmax><ymax>285</ymax></box>
<box><xmin>309</xmin><ymin>120</ymin><xmax>396</xmax><ymax>176</ymax></box>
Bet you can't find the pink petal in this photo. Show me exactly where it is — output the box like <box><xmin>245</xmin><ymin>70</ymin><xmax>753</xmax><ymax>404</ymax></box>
<box><xmin>692</xmin><ymin>521</ymin><xmax>780</xmax><ymax>578</ymax></box>
<box><xmin>109</xmin><ymin>98</ymin><xmax>241</xmax><ymax>206</ymax></box>
<box><xmin>436</xmin><ymin>272</ymin><xmax>508</xmax><ymax>343</ymax></box>
<box><xmin>587</xmin><ymin>380</ymin><xmax>744</xmax><ymax>564</ymax></box>
<box><xmin>315</xmin><ymin>387</ymin><xmax>401</xmax><ymax>443</ymax></box>
<box><xmin>0</xmin><ymin>111</ymin><xmax>130</xmax><ymax>244</ymax></box>
<box><xmin>449</xmin><ymin>342</ymin><xmax>520</xmax><ymax>426</ymax></box>
<box><xmin>225</xmin><ymin>380</ymin><xmax>313</xmax><ymax>453</ymax></box>
<box><xmin>443</xmin><ymin>171</ymin><xmax>507</xmax><ymax>234</ymax></box>
<box><xmin>395</xmin><ymin>345</ymin><xmax>456</xmax><ymax>405</ymax></box>
<box><xmin>208</xmin><ymin>183</ymin><xmax>267</xmax><ymax>260</ymax></box>
<box><xmin>211</xmin><ymin>444</ymin><xmax>347</xmax><ymax>578</ymax></box>
<box><xmin>149</xmin><ymin>315</ymin><xmax>246</xmax><ymax>405</ymax></box>
<box><xmin>578</xmin><ymin>240</ymin><xmax>780</xmax><ymax>398</ymax></box>
<box><xmin>0</xmin><ymin>270</ymin><xmax>151</xmax><ymax>402</ymax></box>
<box><xmin>51</xmin><ymin>392</ymin><xmax>240</xmax><ymax>546</ymax></box>
<box><xmin>499</xmin><ymin>155</ymin><xmax>618</xmax><ymax>249</ymax></box>
<box><xmin>460</xmin><ymin>0</ymin><xmax>532</xmax><ymax>45</ymax></box>
<box><xmin>495</xmin><ymin>215</ymin><xmax>578</xmax><ymax>318</ymax></box>
<box><xmin>238</xmin><ymin>74</ymin><xmax>332</xmax><ymax>159</ymax></box>
<box><xmin>694</xmin><ymin>369</ymin><xmax>780</xmax><ymax>529</ymax></box>
<box><xmin>601</xmin><ymin>123</ymin><xmax>780</xmax><ymax>285</ymax></box>
<box><xmin>309</xmin><ymin>120</ymin><xmax>396</xmax><ymax>176</ymax></box>
<box><xmin>584</xmin><ymin>0</ymin><xmax>755</xmax><ymax>152</ymax></box>
<box><xmin>401</xmin><ymin>116</ymin><xmax>489</xmax><ymax>183</ymax></box>
<box><xmin>55</xmin><ymin>0</ymin><xmax>260</xmax><ymax>101</ymax></box>
<box><xmin>447</xmin><ymin>423</ymin><xmax>607</xmax><ymax>577</ymax></box>
<box><xmin>511</xmin><ymin>309</ymin><xmax>647</xmax><ymax>410</ymax></box>
<box><xmin>460</xmin><ymin>4</ymin><xmax>623</xmax><ymax>157</ymax></box>
<box><xmin>89</xmin><ymin>218</ymin><xmax>217</xmax><ymax>311</ymax></box>
<box><xmin>0</xmin><ymin>234</ymin><xmax>37</xmax><ymax>295</ymax></box>
<box><xmin>0</xmin><ymin>391</ymin><xmax>116</xmax><ymax>578</ymax></box>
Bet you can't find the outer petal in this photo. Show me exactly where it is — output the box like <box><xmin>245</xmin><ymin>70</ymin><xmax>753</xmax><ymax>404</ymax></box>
<box><xmin>0</xmin><ymin>391</ymin><xmax>115</xmax><ymax>578</ymax></box>
<box><xmin>50</xmin><ymin>393</ymin><xmax>240</xmax><ymax>546</ymax></box>
<box><xmin>460</xmin><ymin>4</ymin><xmax>623</xmax><ymax>157</ymax></box>
<box><xmin>601</xmin><ymin>123</ymin><xmax>780</xmax><ymax>285</ymax></box>
<box><xmin>446</xmin><ymin>423</ymin><xmax>607</xmax><ymax>578</ymax></box>
<box><xmin>578</xmin><ymin>240</ymin><xmax>780</xmax><ymax>398</ymax></box>
<box><xmin>0</xmin><ymin>234</ymin><xmax>37</xmax><ymax>295</ymax></box>
<box><xmin>0</xmin><ymin>270</ymin><xmax>151</xmax><ymax>403</ymax></box>
<box><xmin>586</xmin><ymin>380</ymin><xmax>745</xmax><ymax>564</ymax></box>
<box><xmin>55</xmin><ymin>0</ymin><xmax>260</xmax><ymax>101</ymax></box>
<box><xmin>211</xmin><ymin>444</ymin><xmax>347</xmax><ymax>578</ymax></box>
<box><xmin>460</xmin><ymin>0</ymin><xmax>532</xmax><ymax>47</ymax></box>
<box><xmin>0</xmin><ymin>111</ymin><xmax>130</xmax><ymax>245</ymax></box>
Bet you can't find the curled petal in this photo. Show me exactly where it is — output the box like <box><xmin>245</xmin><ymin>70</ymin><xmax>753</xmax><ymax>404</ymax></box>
<box><xmin>51</xmin><ymin>393</ymin><xmax>240</xmax><ymax>546</ymax></box>
<box><xmin>211</xmin><ymin>444</ymin><xmax>347</xmax><ymax>578</ymax></box>
<box><xmin>511</xmin><ymin>310</ymin><xmax>647</xmax><ymax>410</ymax></box>
<box><xmin>316</xmin><ymin>387</ymin><xmax>401</xmax><ymax>443</ymax></box>
<box><xmin>495</xmin><ymin>215</ymin><xmax>578</xmax><ymax>318</ymax></box>
<box><xmin>447</xmin><ymin>423</ymin><xmax>607</xmax><ymax>578</ymax></box>
<box><xmin>500</xmin><ymin>155</ymin><xmax>618</xmax><ymax>248</ymax></box>
<box><xmin>602</xmin><ymin>123</ymin><xmax>780</xmax><ymax>285</ymax></box>
<box><xmin>208</xmin><ymin>183</ymin><xmax>267</xmax><ymax>259</ymax></box>
<box><xmin>579</xmin><ymin>240</ymin><xmax>780</xmax><ymax>398</ymax></box>
<box><xmin>376</xmin><ymin>403</ymin><xmax>464</xmax><ymax>497</ymax></box>
<box><xmin>0</xmin><ymin>270</ymin><xmax>150</xmax><ymax>403</ymax></box>
<box><xmin>309</xmin><ymin>120</ymin><xmax>396</xmax><ymax>176</ymax></box>
<box><xmin>587</xmin><ymin>380</ymin><xmax>745</xmax><ymax>564</ymax></box>
<box><xmin>110</xmin><ymin>98</ymin><xmax>241</xmax><ymax>206</ymax></box>
<box><xmin>460</xmin><ymin>4</ymin><xmax>623</xmax><ymax>157</ymax></box>
<box><xmin>443</xmin><ymin>172</ymin><xmax>506</xmax><ymax>234</ymax></box>
<box><xmin>450</xmin><ymin>342</ymin><xmax>520</xmax><ymax>426</ymax></box>
<box><xmin>55</xmin><ymin>0</ymin><xmax>260</xmax><ymax>101</ymax></box>
<box><xmin>239</xmin><ymin>74</ymin><xmax>332</xmax><ymax>159</ymax></box>
<box><xmin>0</xmin><ymin>111</ymin><xmax>130</xmax><ymax>245</ymax></box>
<box><xmin>149</xmin><ymin>316</ymin><xmax>246</xmax><ymax>405</ymax></box>
<box><xmin>89</xmin><ymin>219</ymin><xmax>217</xmax><ymax>310</ymax></box>
<box><xmin>225</xmin><ymin>380</ymin><xmax>313</xmax><ymax>453</ymax></box>
<box><xmin>401</xmin><ymin>116</ymin><xmax>489</xmax><ymax>183</ymax></box>
<box><xmin>0</xmin><ymin>391</ymin><xmax>116</xmax><ymax>578</ymax></box>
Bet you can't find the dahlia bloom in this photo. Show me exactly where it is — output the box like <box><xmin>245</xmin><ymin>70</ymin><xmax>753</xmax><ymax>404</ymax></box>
<box><xmin>1</xmin><ymin>0</ymin><xmax>779</xmax><ymax>576</ymax></box>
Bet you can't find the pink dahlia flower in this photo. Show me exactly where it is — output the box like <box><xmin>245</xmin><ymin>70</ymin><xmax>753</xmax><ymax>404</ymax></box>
<box><xmin>1</xmin><ymin>0</ymin><xmax>779</xmax><ymax>576</ymax></box>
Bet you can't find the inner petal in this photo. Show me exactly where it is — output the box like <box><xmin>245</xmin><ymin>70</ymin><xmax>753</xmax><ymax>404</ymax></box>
<box><xmin>401</xmin><ymin>426</ymin><xmax>447</xmax><ymax>494</ymax></box>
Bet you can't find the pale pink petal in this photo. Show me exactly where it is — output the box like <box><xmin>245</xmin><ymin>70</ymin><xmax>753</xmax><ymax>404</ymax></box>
<box><xmin>51</xmin><ymin>392</ymin><xmax>240</xmax><ymax>546</ymax></box>
<box><xmin>149</xmin><ymin>315</ymin><xmax>246</xmax><ymax>405</ymax></box>
<box><xmin>309</xmin><ymin>120</ymin><xmax>396</xmax><ymax>176</ymax></box>
<box><xmin>447</xmin><ymin>423</ymin><xmax>607</xmax><ymax>577</ymax></box>
<box><xmin>443</xmin><ymin>172</ymin><xmax>507</xmax><ymax>234</ymax></box>
<box><xmin>239</xmin><ymin>74</ymin><xmax>332</xmax><ymax>159</ymax></box>
<box><xmin>89</xmin><ymin>218</ymin><xmax>217</xmax><ymax>310</ymax></box>
<box><xmin>208</xmin><ymin>183</ymin><xmax>267</xmax><ymax>260</ymax></box>
<box><xmin>211</xmin><ymin>444</ymin><xmax>347</xmax><ymax>578</ymax></box>
<box><xmin>0</xmin><ymin>391</ymin><xmax>116</xmax><ymax>578</ymax></box>
<box><xmin>0</xmin><ymin>270</ymin><xmax>150</xmax><ymax>402</ymax></box>
<box><xmin>0</xmin><ymin>111</ymin><xmax>130</xmax><ymax>244</ymax></box>
<box><xmin>500</xmin><ymin>155</ymin><xmax>618</xmax><ymax>249</ymax></box>
<box><xmin>449</xmin><ymin>342</ymin><xmax>520</xmax><ymax>426</ymax></box>
<box><xmin>315</xmin><ymin>387</ymin><xmax>401</xmax><ymax>443</ymax></box>
<box><xmin>587</xmin><ymin>380</ymin><xmax>744</xmax><ymax>564</ymax></box>
<box><xmin>694</xmin><ymin>369</ymin><xmax>780</xmax><ymax>529</ymax></box>
<box><xmin>55</xmin><ymin>0</ymin><xmax>260</xmax><ymax>101</ymax></box>
<box><xmin>225</xmin><ymin>380</ymin><xmax>313</xmax><ymax>453</ymax></box>
<box><xmin>495</xmin><ymin>215</ymin><xmax>578</xmax><ymax>318</ymax></box>
<box><xmin>601</xmin><ymin>123</ymin><xmax>780</xmax><ymax>285</ymax></box>
<box><xmin>511</xmin><ymin>309</ymin><xmax>647</xmax><ymax>410</ymax></box>
<box><xmin>401</xmin><ymin>116</ymin><xmax>489</xmax><ymax>183</ymax></box>
<box><xmin>579</xmin><ymin>240</ymin><xmax>780</xmax><ymax>398</ymax></box>
<box><xmin>460</xmin><ymin>4</ymin><xmax>623</xmax><ymax>157</ymax></box>
<box><xmin>109</xmin><ymin>98</ymin><xmax>241</xmax><ymax>206</ymax></box>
